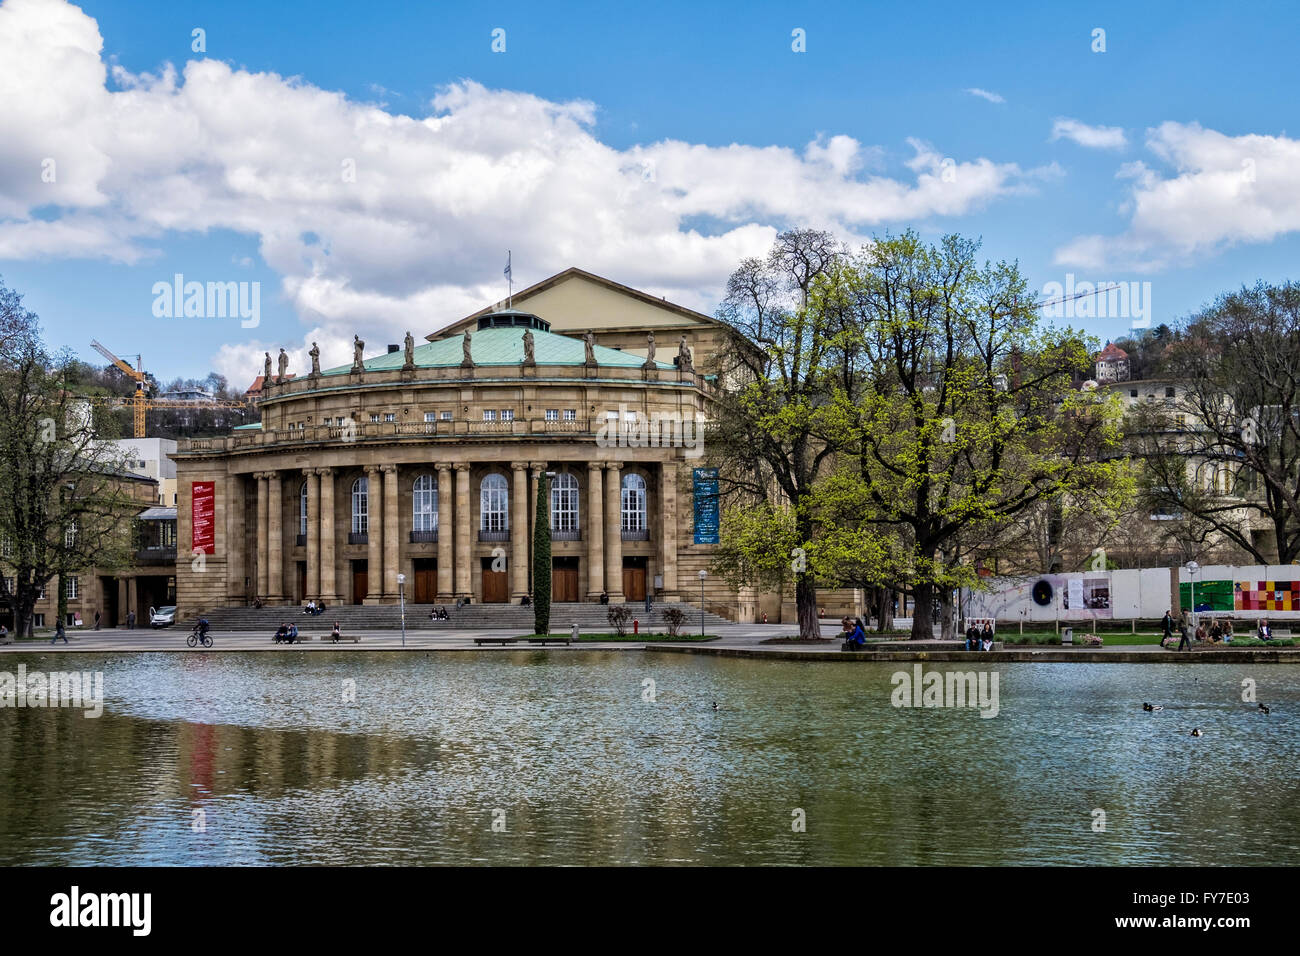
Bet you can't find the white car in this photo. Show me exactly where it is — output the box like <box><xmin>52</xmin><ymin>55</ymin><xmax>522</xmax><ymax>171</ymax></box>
<box><xmin>150</xmin><ymin>605</ymin><xmax>177</xmax><ymax>628</ymax></box>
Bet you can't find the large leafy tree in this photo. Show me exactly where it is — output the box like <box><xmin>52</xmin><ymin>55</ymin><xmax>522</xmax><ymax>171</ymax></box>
<box><xmin>707</xmin><ymin>229</ymin><xmax>847</xmax><ymax>639</ymax></box>
<box><xmin>0</xmin><ymin>279</ymin><xmax>137</xmax><ymax>636</ymax></box>
<box><xmin>812</xmin><ymin>233</ymin><xmax>1130</xmax><ymax>639</ymax></box>
<box><xmin>1133</xmin><ymin>281</ymin><xmax>1300</xmax><ymax>563</ymax></box>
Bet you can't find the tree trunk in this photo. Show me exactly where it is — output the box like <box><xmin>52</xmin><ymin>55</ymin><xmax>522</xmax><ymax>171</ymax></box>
<box><xmin>876</xmin><ymin>586</ymin><xmax>894</xmax><ymax>632</ymax></box>
<box><xmin>795</xmin><ymin>572</ymin><xmax>819</xmax><ymax>640</ymax></box>
<box><xmin>939</xmin><ymin>587</ymin><xmax>956</xmax><ymax>641</ymax></box>
<box><xmin>911</xmin><ymin>581</ymin><xmax>934</xmax><ymax>640</ymax></box>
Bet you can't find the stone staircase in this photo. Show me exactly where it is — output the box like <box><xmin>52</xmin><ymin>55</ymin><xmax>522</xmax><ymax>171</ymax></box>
<box><xmin>197</xmin><ymin>602</ymin><xmax>734</xmax><ymax>633</ymax></box>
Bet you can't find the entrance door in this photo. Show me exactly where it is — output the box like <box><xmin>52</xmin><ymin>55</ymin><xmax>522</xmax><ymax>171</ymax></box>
<box><xmin>352</xmin><ymin>561</ymin><xmax>368</xmax><ymax>605</ymax></box>
<box><xmin>296</xmin><ymin>562</ymin><xmax>307</xmax><ymax>602</ymax></box>
<box><xmin>481</xmin><ymin>558</ymin><xmax>508</xmax><ymax>603</ymax></box>
<box><xmin>553</xmin><ymin>558</ymin><xmax>579</xmax><ymax>602</ymax></box>
<box><xmin>413</xmin><ymin>559</ymin><xmax>437</xmax><ymax>603</ymax></box>
<box><xmin>622</xmin><ymin>558</ymin><xmax>647</xmax><ymax>602</ymax></box>
<box><xmin>99</xmin><ymin>577</ymin><xmax>119</xmax><ymax>628</ymax></box>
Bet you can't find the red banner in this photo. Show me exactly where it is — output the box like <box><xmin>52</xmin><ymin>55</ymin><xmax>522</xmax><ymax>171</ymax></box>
<box><xmin>191</xmin><ymin>481</ymin><xmax>215</xmax><ymax>554</ymax></box>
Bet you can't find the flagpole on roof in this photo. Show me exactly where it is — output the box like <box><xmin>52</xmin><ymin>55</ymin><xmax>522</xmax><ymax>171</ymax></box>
<box><xmin>505</xmin><ymin>250</ymin><xmax>513</xmax><ymax>309</ymax></box>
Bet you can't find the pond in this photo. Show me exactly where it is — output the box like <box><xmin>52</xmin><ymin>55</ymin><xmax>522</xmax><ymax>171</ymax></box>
<box><xmin>0</xmin><ymin>651</ymin><xmax>1297</xmax><ymax>865</ymax></box>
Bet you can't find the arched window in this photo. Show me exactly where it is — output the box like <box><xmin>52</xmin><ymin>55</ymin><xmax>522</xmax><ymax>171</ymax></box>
<box><xmin>351</xmin><ymin>476</ymin><xmax>369</xmax><ymax>534</ymax></box>
<box><xmin>480</xmin><ymin>473</ymin><xmax>509</xmax><ymax>532</ymax></box>
<box><xmin>551</xmin><ymin>472</ymin><xmax>579</xmax><ymax>532</ymax></box>
<box><xmin>621</xmin><ymin>473</ymin><xmax>647</xmax><ymax>532</ymax></box>
<box><xmin>299</xmin><ymin>481</ymin><xmax>308</xmax><ymax>536</ymax></box>
<box><xmin>413</xmin><ymin>474</ymin><xmax>438</xmax><ymax>531</ymax></box>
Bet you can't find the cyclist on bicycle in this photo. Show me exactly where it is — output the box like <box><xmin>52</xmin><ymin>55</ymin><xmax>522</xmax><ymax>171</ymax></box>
<box><xmin>195</xmin><ymin>617</ymin><xmax>210</xmax><ymax>639</ymax></box>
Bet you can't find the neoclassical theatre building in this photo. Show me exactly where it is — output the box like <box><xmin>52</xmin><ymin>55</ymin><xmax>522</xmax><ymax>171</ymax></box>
<box><xmin>174</xmin><ymin>268</ymin><xmax>830</xmax><ymax>620</ymax></box>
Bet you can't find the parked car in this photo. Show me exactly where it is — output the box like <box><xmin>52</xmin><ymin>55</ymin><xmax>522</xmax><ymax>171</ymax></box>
<box><xmin>150</xmin><ymin>605</ymin><xmax>177</xmax><ymax>628</ymax></box>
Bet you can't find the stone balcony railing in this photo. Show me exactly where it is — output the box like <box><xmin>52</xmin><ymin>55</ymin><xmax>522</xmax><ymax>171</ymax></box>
<box><xmin>178</xmin><ymin>414</ymin><xmax>712</xmax><ymax>455</ymax></box>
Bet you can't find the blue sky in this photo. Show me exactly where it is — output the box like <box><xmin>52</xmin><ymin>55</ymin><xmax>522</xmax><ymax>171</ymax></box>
<box><xmin>1</xmin><ymin>0</ymin><xmax>1298</xmax><ymax>385</ymax></box>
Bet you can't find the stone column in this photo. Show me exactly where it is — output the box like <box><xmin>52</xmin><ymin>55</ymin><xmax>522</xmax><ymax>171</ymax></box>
<box><xmin>586</xmin><ymin>462</ymin><xmax>604</xmax><ymax>599</ymax></box>
<box><xmin>437</xmin><ymin>464</ymin><xmax>453</xmax><ymax>600</ymax></box>
<box><xmin>267</xmin><ymin>471</ymin><xmax>285</xmax><ymax>603</ymax></box>
<box><xmin>382</xmin><ymin>464</ymin><xmax>399</xmax><ymax>599</ymax></box>
<box><xmin>454</xmin><ymin>463</ymin><xmax>471</xmax><ymax>598</ymax></box>
<box><xmin>227</xmin><ymin>474</ymin><xmax>247</xmax><ymax>604</ymax></box>
<box><xmin>659</xmin><ymin>461</ymin><xmax>679</xmax><ymax>597</ymax></box>
<box><xmin>511</xmin><ymin>462</ymin><xmax>529</xmax><ymax>600</ymax></box>
<box><xmin>317</xmin><ymin>468</ymin><xmax>337</xmax><ymax>602</ymax></box>
<box><xmin>604</xmin><ymin>462</ymin><xmax>624</xmax><ymax>600</ymax></box>
<box><xmin>365</xmin><ymin>465</ymin><xmax>383</xmax><ymax>604</ymax></box>
<box><xmin>256</xmin><ymin>472</ymin><xmax>269</xmax><ymax>599</ymax></box>
<box><xmin>304</xmin><ymin>468</ymin><xmax>320</xmax><ymax>599</ymax></box>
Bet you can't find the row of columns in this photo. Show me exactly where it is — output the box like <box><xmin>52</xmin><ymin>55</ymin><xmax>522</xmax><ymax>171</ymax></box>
<box><xmin>250</xmin><ymin>460</ymin><xmax>679</xmax><ymax>604</ymax></box>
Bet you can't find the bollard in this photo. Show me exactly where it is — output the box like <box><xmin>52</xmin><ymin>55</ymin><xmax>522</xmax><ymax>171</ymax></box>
<box><xmin>571</xmin><ymin>623</ymin><xmax>578</xmax><ymax>642</ymax></box>
<box><xmin>633</xmin><ymin>619</ymin><xmax>639</xmax><ymax>634</ymax></box>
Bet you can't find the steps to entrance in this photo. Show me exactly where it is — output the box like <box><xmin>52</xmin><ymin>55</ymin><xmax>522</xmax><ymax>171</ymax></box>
<box><xmin>197</xmin><ymin>602</ymin><xmax>734</xmax><ymax>632</ymax></box>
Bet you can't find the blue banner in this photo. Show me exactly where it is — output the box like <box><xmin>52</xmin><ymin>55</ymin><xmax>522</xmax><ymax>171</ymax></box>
<box><xmin>693</xmin><ymin>468</ymin><xmax>719</xmax><ymax>544</ymax></box>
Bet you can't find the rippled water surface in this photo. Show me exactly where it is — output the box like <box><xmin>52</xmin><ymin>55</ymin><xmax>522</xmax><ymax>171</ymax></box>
<box><xmin>1</xmin><ymin>651</ymin><xmax>1297</xmax><ymax>865</ymax></box>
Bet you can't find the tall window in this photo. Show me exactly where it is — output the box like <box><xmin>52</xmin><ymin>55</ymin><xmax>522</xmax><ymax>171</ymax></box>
<box><xmin>621</xmin><ymin>473</ymin><xmax>647</xmax><ymax>532</ymax></box>
<box><xmin>65</xmin><ymin>576</ymin><xmax>78</xmax><ymax>600</ymax></box>
<box><xmin>551</xmin><ymin>473</ymin><xmax>579</xmax><ymax>532</ymax></box>
<box><xmin>351</xmin><ymin>476</ymin><xmax>369</xmax><ymax>534</ymax></box>
<box><xmin>65</xmin><ymin>519</ymin><xmax>78</xmax><ymax>549</ymax></box>
<box><xmin>481</xmin><ymin>473</ymin><xmax>509</xmax><ymax>532</ymax></box>
<box><xmin>413</xmin><ymin>474</ymin><xmax>439</xmax><ymax>531</ymax></box>
<box><xmin>299</xmin><ymin>481</ymin><xmax>308</xmax><ymax>535</ymax></box>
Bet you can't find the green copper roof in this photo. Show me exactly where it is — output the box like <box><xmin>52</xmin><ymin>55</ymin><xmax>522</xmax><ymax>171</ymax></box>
<box><xmin>323</xmin><ymin>326</ymin><xmax>674</xmax><ymax>374</ymax></box>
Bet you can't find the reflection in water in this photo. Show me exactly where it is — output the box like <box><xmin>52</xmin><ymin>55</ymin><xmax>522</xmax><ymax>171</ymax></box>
<box><xmin>1</xmin><ymin>652</ymin><xmax>1298</xmax><ymax>865</ymax></box>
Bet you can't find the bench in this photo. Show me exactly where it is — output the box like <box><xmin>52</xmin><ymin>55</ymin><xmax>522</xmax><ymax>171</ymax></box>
<box><xmin>474</xmin><ymin>637</ymin><xmax>519</xmax><ymax>646</ymax></box>
<box><xmin>526</xmin><ymin>636</ymin><xmax>571</xmax><ymax>646</ymax></box>
<box><xmin>319</xmin><ymin>634</ymin><xmax>360</xmax><ymax>644</ymax></box>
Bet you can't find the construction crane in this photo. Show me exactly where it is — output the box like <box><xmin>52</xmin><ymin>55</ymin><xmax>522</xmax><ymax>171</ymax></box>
<box><xmin>89</xmin><ymin>340</ymin><xmax>249</xmax><ymax>438</ymax></box>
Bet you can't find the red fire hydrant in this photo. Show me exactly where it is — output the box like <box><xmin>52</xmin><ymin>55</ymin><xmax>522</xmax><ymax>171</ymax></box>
<box><xmin>633</xmin><ymin>619</ymin><xmax>639</xmax><ymax>634</ymax></box>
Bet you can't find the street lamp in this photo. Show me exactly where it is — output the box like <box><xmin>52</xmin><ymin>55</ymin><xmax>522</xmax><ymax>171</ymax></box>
<box><xmin>1185</xmin><ymin>561</ymin><xmax>1199</xmax><ymax>630</ymax></box>
<box><xmin>397</xmin><ymin>572</ymin><xmax>407</xmax><ymax>647</ymax></box>
<box><xmin>698</xmin><ymin>569</ymin><xmax>707</xmax><ymax>637</ymax></box>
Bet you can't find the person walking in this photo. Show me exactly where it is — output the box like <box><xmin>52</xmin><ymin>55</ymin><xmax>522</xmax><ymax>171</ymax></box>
<box><xmin>1161</xmin><ymin>610</ymin><xmax>1173</xmax><ymax>646</ymax></box>
<box><xmin>127</xmin><ymin>609</ymin><xmax>135</xmax><ymax>629</ymax></box>
<box><xmin>51</xmin><ymin>619</ymin><xmax>68</xmax><ymax>644</ymax></box>
<box><xmin>93</xmin><ymin>610</ymin><xmax>101</xmax><ymax>630</ymax></box>
<box><xmin>1177</xmin><ymin>613</ymin><xmax>1192</xmax><ymax>651</ymax></box>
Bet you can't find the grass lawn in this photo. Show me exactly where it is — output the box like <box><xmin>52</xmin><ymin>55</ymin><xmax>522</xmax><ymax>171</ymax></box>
<box><xmin>514</xmin><ymin>632</ymin><xmax>718</xmax><ymax>642</ymax></box>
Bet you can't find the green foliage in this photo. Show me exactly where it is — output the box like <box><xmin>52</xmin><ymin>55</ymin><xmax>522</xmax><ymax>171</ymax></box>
<box><xmin>532</xmin><ymin>471</ymin><xmax>551</xmax><ymax>634</ymax></box>
<box><xmin>661</xmin><ymin>606</ymin><xmax>689</xmax><ymax>636</ymax></box>
<box><xmin>607</xmin><ymin>605</ymin><xmax>632</xmax><ymax>636</ymax></box>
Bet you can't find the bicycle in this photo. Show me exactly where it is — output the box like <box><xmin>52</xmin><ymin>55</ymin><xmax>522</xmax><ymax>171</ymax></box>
<box><xmin>187</xmin><ymin>622</ymin><xmax>213</xmax><ymax>648</ymax></box>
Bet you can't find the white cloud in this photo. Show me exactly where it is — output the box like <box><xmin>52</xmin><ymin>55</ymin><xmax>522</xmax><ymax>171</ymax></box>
<box><xmin>0</xmin><ymin>0</ymin><xmax>1053</xmax><ymax>376</ymax></box>
<box><xmin>1050</xmin><ymin>118</ymin><xmax>1127</xmax><ymax>150</ymax></box>
<box><xmin>965</xmin><ymin>88</ymin><xmax>1005</xmax><ymax>104</ymax></box>
<box><xmin>1055</xmin><ymin>121</ymin><xmax>1300</xmax><ymax>271</ymax></box>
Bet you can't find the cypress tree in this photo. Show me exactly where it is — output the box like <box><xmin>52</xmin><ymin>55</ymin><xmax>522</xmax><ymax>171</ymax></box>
<box><xmin>533</xmin><ymin>471</ymin><xmax>551</xmax><ymax>635</ymax></box>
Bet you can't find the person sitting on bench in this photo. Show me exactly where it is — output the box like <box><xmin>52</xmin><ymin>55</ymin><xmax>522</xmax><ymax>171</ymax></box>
<box><xmin>1258</xmin><ymin>618</ymin><xmax>1273</xmax><ymax>641</ymax></box>
<box><xmin>273</xmin><ymin>623</ymin><xmax>289</xmax><ymax>644</ymax></box>
<box><xmin>329</xmin><ymin>622</ymin><xmax>341</xmax><ymax>643</ymax></box>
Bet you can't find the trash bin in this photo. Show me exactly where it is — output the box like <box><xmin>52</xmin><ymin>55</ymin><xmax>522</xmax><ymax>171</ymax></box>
<box><xmin>1062</xmin><ymin>627</ymin><xmax>1073</xmax><ymax>645</ymax></box>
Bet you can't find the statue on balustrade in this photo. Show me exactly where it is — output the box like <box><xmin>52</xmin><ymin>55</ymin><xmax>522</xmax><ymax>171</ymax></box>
<box><xmin>584</xmin><ymin>330</ymin><xmax>597</xmax><ymax>366</ymax></box>
<box><xmin>677</xmin><ymin>335</ymin><xmax>693</xmax><ymax>372</ymax></box>
<box><xmin>643</xmin><ymin>331</ymin><xmax>656</xmax><ymax>369</ymax></box>
<box><xmin>462</xmin><ymin>330</ymin><xmax>475</xmax><ymax>367</ymax></box>
<box><xmin>263</xmin><ymin>352</ymin><xmax>272</xmax><ymax>384</ymax></box>
<box><xmin>352</xmin><ymin>334</ymin><xmax>365</xmax><ymax>372</ymax></box>
<box><xmin>309</xmin><ymin>341</ymin><xmax>320</xmax><ymax>376</ymax></box>
<box><xmin>522</xmin><ymin>328</ymin><xmax>536</xmax><ymax>366</ymax></box>
<box><xmin>403</xmin><ymin>331</ymin><xmax>416</xmax><ymax>369</ymax></box>
<box><xmin>277</xmin><ymin>348</ymin><xmax>288</xmax><ymax>382</ymax></box>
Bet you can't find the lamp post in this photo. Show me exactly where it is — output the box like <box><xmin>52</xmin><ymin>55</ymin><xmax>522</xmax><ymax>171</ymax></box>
<box><xmin>397</xmin><ymin>572</ymin><xmax>406</xmax><ymax>647</ymax></box>
<box><xmin>1185</xmin><ymin>560</ymin><xmax>1199</xmax><ymax>630</ymax></box>
<box><xmin>698</xmin><ymin>569</ymin><xmax>706</xmax><ymax>637</ymax></box>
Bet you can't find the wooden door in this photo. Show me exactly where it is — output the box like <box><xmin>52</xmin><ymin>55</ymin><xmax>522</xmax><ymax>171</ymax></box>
<box><xmin>352</xmin><ymin>567</ymin><xmax>368</xmax><ymax>605</ymax></box>
<box><xmin>553</xmin><ymin>566</ymin><xmax>579</xmax><ymax>602</ymax></box>
<box><xmin>622</xmin><ymin>567</ymin><xmax>647</xmax><ymax>601</ymax></box>
<box><xmin>413</xmin><ymin>560</ymin><xmax>437</xmax><ymax>603</ymax></box>
<box><xmin>482</xmin><ymin>567</ymin><xmax>509</xmax><ymax>603</ymax></box>
<box><xmin>297</xmin><ymin>562</ymin><xmax>307</xmax><ymax>602</ymax></box>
